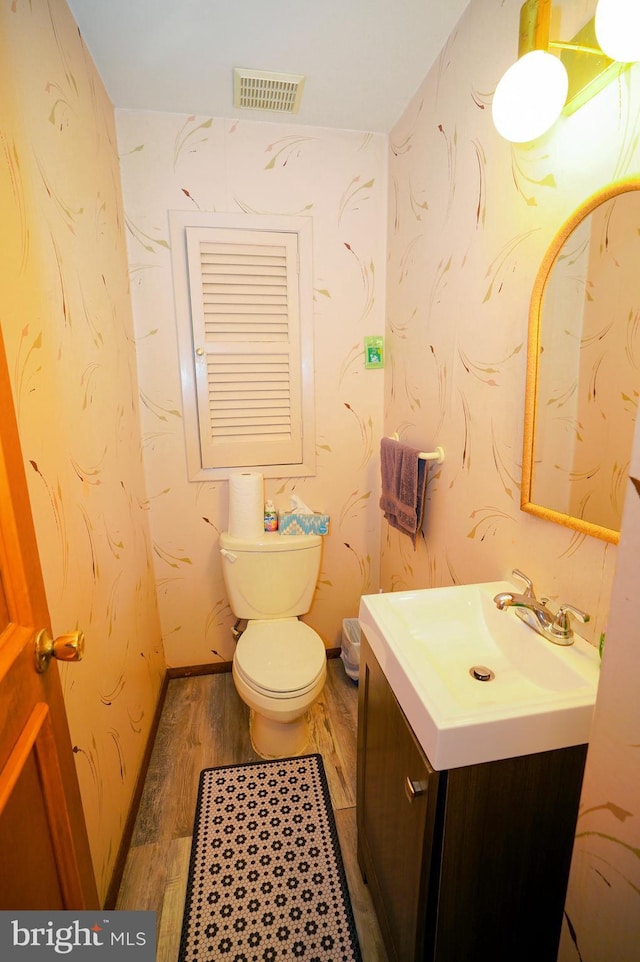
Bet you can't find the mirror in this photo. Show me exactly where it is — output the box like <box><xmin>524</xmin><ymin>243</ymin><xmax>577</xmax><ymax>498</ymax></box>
<box><xmin>522</xmin><ymin>179</ymin><xmax>640</xmax><ymax>545</ymax></box>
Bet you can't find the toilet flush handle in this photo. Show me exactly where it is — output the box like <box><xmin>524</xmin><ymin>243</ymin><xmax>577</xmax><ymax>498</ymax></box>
<box><xmin>220</xmin><ymin>548</ymin><xmax>238</xmax><ymax>564</ymax></box>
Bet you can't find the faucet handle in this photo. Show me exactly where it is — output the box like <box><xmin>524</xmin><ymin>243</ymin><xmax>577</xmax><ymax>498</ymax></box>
<box><xmin>551</xmin><ymin>603</ymin><xmax>591</xmax><ymax>639</ymax></box>
<box><xmin>511</xmin><ymin>569</ymin><xmax>536</xmax><ymax>598</ymax></box>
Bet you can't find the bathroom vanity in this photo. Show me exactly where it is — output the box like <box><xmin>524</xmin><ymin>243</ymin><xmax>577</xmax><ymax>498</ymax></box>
<box><xmin>356</xmin><ymin>583</ymin><xmax>600</xmax><ymax>962</ymax></box>
<box><xmin>357</xmin><ymin>635</ymin><xmax>586</xmax><ymax>961</ymax></box>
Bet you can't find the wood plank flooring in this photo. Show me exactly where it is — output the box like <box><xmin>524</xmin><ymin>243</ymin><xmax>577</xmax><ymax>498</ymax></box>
<box><xmin>116</xmin><ymin>658</ymin><xmax>389</xmax><ymax>961</ymax></box>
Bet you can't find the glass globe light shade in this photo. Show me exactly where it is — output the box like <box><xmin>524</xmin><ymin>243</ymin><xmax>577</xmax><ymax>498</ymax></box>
<box><xmin>595</xmin><ymin>0</ymin><xmax>640</xmax><ymax>62</ymax></box>
<box><xmin>492</xmin><ymin>50</ymin><xmax>569</xmax><ymax>143</ymax></box>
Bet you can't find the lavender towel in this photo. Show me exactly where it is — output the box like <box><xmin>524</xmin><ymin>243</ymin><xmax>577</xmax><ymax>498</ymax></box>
<box><xmin>379</xmin><ymin>437</ymin><xmax>427</xmax><ymax>548</ymax></box>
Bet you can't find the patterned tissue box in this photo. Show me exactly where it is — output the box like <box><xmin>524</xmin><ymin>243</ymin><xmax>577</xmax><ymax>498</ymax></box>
<box><xmin>279</xmin><ymin>511</ymin><xmax>330</xmax><ymax>535</ymax></box>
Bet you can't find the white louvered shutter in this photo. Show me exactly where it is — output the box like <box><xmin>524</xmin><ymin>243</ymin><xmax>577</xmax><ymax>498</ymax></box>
<box><xmin>185</xmin><ymin>227</ymin><xmax>303</xmax><ymax>469</ymax></box>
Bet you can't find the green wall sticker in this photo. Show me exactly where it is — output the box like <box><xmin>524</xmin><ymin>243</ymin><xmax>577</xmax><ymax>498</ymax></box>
<box><xmin>364</xmin><ymin>335</ymin><xmax>384</xmax><ymax>369</ymax></box>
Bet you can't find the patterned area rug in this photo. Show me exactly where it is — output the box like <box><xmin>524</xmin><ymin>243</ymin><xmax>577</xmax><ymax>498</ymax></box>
<box><xmin>179</xmin><ymin>753</ymin><xmax>362</xmax><ymax>962</ymax></box>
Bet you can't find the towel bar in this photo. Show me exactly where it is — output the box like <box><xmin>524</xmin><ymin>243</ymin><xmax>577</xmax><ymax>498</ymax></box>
<box><xmin>389</xmin><ymin>433</ymin><xmax>445</xmax><ymax>464</ymax></box>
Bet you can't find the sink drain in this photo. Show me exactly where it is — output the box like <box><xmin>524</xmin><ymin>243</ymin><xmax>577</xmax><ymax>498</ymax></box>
<box><xmin>469</xmin><ymin>665</ymin><xmax>495</xmax><ymax>682</ymax></box>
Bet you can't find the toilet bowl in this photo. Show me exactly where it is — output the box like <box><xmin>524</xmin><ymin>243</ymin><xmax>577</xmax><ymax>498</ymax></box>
<box><xmin>219</xmin><ymin>531</ymin><xmax>326</xmax><ymax>758</ymax></box>
<box><xmin>232</xmin><ymin>618</ymin><xmax>327</xmax><ymax>758</ymax></box>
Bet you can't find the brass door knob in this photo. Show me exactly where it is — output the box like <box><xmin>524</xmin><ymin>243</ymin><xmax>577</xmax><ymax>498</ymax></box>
<box><xmin>34</xmin><ymin>629</ymin><xmax>85</xmax><ymax>674</ymax></box>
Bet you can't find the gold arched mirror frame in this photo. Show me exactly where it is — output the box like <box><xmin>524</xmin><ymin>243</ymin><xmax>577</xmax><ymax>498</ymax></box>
<box><xmin>522</xmin><ymin>177</ymin><xmax>640</xmax><ymax>545</ymax></box>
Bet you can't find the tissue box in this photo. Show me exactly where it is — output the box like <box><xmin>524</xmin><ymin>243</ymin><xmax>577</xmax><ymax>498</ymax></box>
<box><xmin>279</xmin><ymin>511</ymin><xmax>330</xmax><ymax>535</ymax></box>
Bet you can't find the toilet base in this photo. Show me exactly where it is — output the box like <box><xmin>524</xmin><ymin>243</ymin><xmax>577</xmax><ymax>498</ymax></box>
<box><xmin>232</xmin><ymin>655</ymin><xmax>326</xmax><ymax>760</ymax></box>
<box><xmin>249</xmin><ymin>709</ymin><xmax>310</xmax><ymax>759</ymax></box>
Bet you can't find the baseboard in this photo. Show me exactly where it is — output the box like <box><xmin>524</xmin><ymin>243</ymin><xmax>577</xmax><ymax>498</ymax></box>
<box><xmin>103</xmin><ymin>670</ymin><xmax>170</xmax><ymax>909</ymax></box>
<box><xmin>167</xmin><ymin>660</ymin><xmax>232</xmax><ymax>678</ymax></box>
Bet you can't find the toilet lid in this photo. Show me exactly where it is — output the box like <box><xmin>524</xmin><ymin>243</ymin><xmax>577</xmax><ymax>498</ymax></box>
<box><xmin>234</xmin><ymin>620</ymin><xmax>326</xmax><ymax>698</ymax></box>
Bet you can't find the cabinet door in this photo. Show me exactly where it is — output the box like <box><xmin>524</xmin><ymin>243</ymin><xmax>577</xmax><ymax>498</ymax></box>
<box><xmin>434</xmin><ymin>746</ymin><xmax>587</xmax><ymax>962</ymax></box>
<box><xmin>357</xmin><ymin>634</ymin><xmax>440</xmax><ymax>962</ymax></box>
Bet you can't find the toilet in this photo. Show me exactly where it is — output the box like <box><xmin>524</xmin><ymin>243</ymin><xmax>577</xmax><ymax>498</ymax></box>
<box><xmin>219</xmin><ymin>530</ymin><xmax>327</xmax><ymax>759</ymax></box>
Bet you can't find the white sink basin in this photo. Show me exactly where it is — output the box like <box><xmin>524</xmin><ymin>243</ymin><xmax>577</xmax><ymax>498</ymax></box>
<box><xmin>358</xmin><ymin>582</ymin><xmax>601</xmax><ymax>770</ymax></box>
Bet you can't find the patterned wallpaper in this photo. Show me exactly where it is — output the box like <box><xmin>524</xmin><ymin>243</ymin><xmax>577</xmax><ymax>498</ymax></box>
<box><xmin>384</xmin><ymin>0</ymin><xmax>640</xmax><ymax>956</ymax></box>
<box><xmin>0</xmin><ymin>0</ymin><xmax>165</xmax><ymax>902</ymax></box>
<box><xmin>564</xmin><ymin>435</ymin><xmax>640</xmax><ymax>961</ymax></box>
<box><xmin>116</xmin><ymin>111</ymin><xmax>387</xmax><ymax>667</ymax></box>
<box><xmin>1</xmin><ymin>0</ymin><xmax>639</xmax><ymax>947</ymax></box>
<box><xmin>383</xmin><ymin>0</ymin><xmax>626</xmax><ymax>640</ymax></box>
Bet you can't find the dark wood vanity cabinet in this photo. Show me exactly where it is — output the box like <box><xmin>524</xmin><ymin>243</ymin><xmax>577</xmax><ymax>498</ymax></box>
<box><xmin>356</xmin><ymin>632</ymin><xmax>588</xmax><ymax>962</ymax></box>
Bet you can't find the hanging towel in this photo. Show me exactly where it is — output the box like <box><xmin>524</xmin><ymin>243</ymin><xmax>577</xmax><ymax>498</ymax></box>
<box><xmin>379</xmin><ymin>437</ymin><xmax>427</xmax><ymax>548</ymax></box>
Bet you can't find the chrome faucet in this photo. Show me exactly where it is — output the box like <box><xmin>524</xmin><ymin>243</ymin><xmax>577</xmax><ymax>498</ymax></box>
<box><xmin>493</xmin><ymin>569</ymin><xmax>590</xmax><ymax>646</ymax></box>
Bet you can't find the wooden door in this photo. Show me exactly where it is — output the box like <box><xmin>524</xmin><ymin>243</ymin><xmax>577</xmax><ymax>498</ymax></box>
<box><xmin>0</xmin><ymin>327</ymin><xmax>98</xmax><ymax>909</ymax></box>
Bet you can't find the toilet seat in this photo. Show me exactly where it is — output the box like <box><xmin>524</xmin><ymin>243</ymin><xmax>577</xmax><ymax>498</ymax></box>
<box><xmin>234</xmin><ymin>619</ymin><xmax>326</xmax><ymax>699</ymax></box>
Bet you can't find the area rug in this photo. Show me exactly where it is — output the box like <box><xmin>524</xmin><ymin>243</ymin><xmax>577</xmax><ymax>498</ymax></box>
<box><xmin>178</xmin><ymin>753</ymin><xmax>362</xmax><ymax>962</ymax></box>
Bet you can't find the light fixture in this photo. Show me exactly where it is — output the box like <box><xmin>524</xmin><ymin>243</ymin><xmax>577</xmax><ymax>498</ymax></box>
<box><xmin>493</xmin><ymin>49</ymin><xmax>568</xmax><ymax>143</ymax></box>
<box><xmin>595</xmin><ymin>0</ymin><xmax>640</xmax><ymax>63</ymax></box>
<box><xmin>492</xmin><ymin>0</ymin><xmax>568</xmax><ymax>143</ymax></box>
<box><xmin>493</xmin><ymin>0</ymin><xmax>640</xmax><ymax>143</ymax></box>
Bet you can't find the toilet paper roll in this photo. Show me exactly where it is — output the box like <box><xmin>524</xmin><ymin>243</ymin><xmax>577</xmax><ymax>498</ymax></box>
<box><xmin>228</xmin><ymin>472</ymin><xmax>264</xmax><ymax>539</ymax></box>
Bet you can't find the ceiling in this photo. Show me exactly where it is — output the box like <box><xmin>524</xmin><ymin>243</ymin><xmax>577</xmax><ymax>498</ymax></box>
<box><xmin>66</xmin><ymin>0</ymin><xmax>470</xmax><ymax>133</ymax></box>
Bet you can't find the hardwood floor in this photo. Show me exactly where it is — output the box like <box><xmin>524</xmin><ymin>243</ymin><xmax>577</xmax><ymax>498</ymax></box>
<box><xmin>116</xmin><ymin>658</ymin><xmax>389</xmax><ymax>961</ymax></box>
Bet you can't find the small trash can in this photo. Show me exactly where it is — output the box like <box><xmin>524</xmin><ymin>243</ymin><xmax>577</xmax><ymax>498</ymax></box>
<box><xmin>340</xmin><ymin>618</ymin><xmax>361</xmax><ymax>683</ymax></box>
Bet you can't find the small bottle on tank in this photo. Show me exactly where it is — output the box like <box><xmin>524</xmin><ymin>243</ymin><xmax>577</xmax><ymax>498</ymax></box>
<box><xmin>264</xmin><ymin>500</ymin><xmax>278</xmax><ymax>532</ymax></box>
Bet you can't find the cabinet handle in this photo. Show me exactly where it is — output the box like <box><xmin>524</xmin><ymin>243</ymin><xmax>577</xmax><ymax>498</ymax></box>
<box><xmin>405</xmin><ymin>775</ymin><xmax>429</xmax><ymax>802</ymax></box>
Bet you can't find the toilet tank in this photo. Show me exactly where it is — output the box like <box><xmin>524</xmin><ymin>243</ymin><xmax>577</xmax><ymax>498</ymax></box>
<box><xmin>220</xmin><ymin>532</ymin><xmax>322</xmax><ymax>619</ymax></box>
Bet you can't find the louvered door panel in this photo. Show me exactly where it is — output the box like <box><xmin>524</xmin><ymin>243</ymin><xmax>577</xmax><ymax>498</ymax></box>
<box><xmin>186</xmin><ymin>228</ymin><xmax>303</xmax><ymax>468</ymax></box>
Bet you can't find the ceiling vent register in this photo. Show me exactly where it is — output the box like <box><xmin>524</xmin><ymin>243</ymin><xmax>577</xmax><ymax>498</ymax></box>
<box><xmin>233</xmin><ymin>68</ymin><xmax>305</xmax><ymax>113</ymax></box>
